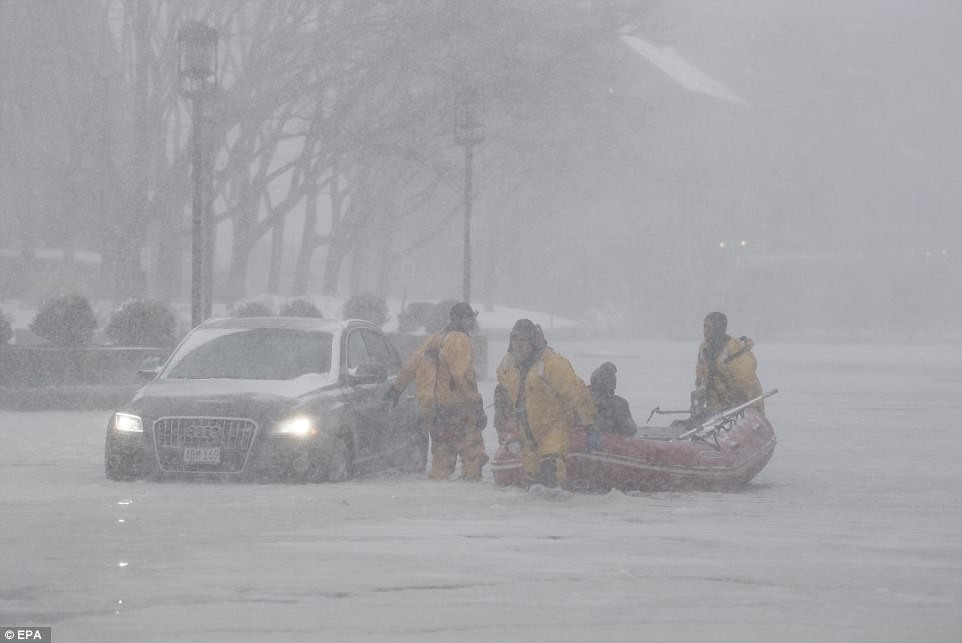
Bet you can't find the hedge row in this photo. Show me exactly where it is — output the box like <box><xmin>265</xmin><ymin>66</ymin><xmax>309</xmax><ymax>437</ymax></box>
<box><xmin>0</xmin><ymin>294</ymin><xmax>391</xmax><ymax>348</ymax></box>
<box><xmin>0</xmin><ymin>296</ymin><xmax>177</xmax><ymax>348</ymax></box>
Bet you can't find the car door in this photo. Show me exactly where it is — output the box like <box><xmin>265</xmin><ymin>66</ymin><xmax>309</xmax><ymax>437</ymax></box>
<box><xmin>342</xmin><ymin>328</ymin><xmax>387</xmax><ymax>474</ymax></box>
<box><xmin>358</xmin><ymin>328</ymin><xmax>415</xmax><ymax>464</ymax></box>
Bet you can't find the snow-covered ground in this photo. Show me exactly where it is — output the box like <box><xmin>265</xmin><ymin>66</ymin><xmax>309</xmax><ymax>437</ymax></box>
<box><xmin>1</xmin><ymin>339</ymin><xmax>960</xmax><ymax>643</ymax></box>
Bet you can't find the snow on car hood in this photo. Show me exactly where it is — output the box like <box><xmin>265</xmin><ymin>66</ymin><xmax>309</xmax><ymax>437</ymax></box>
<box><xmin>135</xmin><ymin>372</ymin><xmax>339</xmax><ymax>402</ymax></box>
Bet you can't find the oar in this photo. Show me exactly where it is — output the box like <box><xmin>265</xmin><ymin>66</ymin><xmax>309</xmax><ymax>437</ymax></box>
<box><xmin>678</xmin><ymin>388</ymin><xmax>778</xmax><ymax>440</ymax></box>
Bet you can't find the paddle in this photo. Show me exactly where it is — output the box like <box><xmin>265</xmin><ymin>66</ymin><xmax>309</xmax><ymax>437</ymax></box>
<box><xmin>678</xmin><ymin>388</ymin><xmax>779</xmax><ymax>440</ymax></box>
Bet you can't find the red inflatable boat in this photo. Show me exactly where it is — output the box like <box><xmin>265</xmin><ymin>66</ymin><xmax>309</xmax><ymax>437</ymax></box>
<box><xmin>491</xmin><ymin>391</ymin><xmax>777</xmax><ymax>492</ymax></box>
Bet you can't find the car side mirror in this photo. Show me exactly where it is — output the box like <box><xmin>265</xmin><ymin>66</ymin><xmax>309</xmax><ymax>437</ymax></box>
<box><xmin>136</xmin><ymin>356</ymin><xmax>163</xmax><ymax>381</ymax></box>
<box><xmin>348</xmin><ymin>362</ymin><xmax>388</xmax><ymax>385</ymax></box>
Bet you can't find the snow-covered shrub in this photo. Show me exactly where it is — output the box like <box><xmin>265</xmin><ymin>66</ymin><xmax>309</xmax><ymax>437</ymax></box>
<box><xmin>279</xmin><ymin>299</ymin><xmax>323</xmax><ymax>317</ymax></box>
<box><xmin>105</xmin><ymin>300</ymin><xmax>177</xmax><ymax>347</ymax></box>
<box><xmin>29</xmin><ymin>294</ymin><xmax>98</xmax><ymax>346</ymax></box>
<box><xmin>342</xmin><ymin>294</ymin><xmax>388</xmax><ymax>327</ymax></box>
<box><xmin>231</xmin><ymin>301</ymin><xmax>274</xmax><ymax>317</ymax></box>
<box><xmin>0</xmin><ymin>309</ymin><xmax>12</xmax><ymax>346</ymax></box>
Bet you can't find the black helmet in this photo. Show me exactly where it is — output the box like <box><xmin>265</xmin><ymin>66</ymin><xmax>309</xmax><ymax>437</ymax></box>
<box><xmin>704</xmin><ymin>311</ymin><xmax>728</xmax><ymax>335</ymax></box>
<box><xmin>510</xmin><ymin>318</ymin><xmax>538</xmax><ymax>340</ymax></box>
<box><xmin>449</xmin><ymin>302</ymin><xmax>477</xmax><ymax>322</ymax></box>
<box><xmin>509</xmin><ymin>319</ymin><xmax>546</xmax><ymax>354</ymax></box>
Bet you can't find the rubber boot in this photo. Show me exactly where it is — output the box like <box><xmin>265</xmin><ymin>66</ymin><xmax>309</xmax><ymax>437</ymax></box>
<box><xmin>461</xmin><ymin>454</ymin><xmax>489</xmax><ymax>481</ymax></box>
<box><xmin>428</xmin><ymin>438</ymin><xmax>457</xmax><ymax>480</ymax></box>
<box><xmin>539</xmin><ymin>457</ymin><xmax>558</xmax><ymax>488</ymax></box>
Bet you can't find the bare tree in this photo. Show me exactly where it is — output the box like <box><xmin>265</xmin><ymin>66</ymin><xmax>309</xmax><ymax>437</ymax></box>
<box><xmin>2</xmin><ymin>0</ymin><xmax>658</xmax><ymax>311</ymax></box>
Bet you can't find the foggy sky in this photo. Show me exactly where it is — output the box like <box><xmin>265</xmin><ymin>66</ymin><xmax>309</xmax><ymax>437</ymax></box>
<box><xmin>460</xmin><ymin>0</ymin><xmax>962</xmax><ymax>333</ymax></box>
<box><xmin>1</xmin><ymin>1</ymin><xmax>959</xmax><ymax>339</ymax></box>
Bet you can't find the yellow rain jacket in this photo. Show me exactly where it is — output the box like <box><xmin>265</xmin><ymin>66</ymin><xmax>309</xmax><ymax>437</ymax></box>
<box><xmin>695</xmin><ymin>335</ymin><xmax>764</xmax><ymax>414</ymax></box>
<box><xmin>496</xmin><ymin>347</ymin><xmax>595</xmax><ymax>482</ymax></box>
<box><xmin>394</xmin><ymin>329</ymin><xmax>485</xmax><ymax>480</ymax></box>
<box><xmin>395</xmin><ymin>330</ymin><xmax>482</xmax><ymax>417</ymax></box>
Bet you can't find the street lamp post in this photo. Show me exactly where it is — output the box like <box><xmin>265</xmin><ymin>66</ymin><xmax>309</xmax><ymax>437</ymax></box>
<box><xmin>454</xmin><ymin>86</ymin><xmax>484</xmax><ymax>304</ymax></box>
<box><xmin>177</xmin><ymin>22</ymin><xmax>218</xmax><ymax>328</ymax></box>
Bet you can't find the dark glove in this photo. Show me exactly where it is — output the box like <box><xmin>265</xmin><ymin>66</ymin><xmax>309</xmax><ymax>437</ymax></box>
<box><xmin>383</xmin><ymin>387</ymin><xmax>400</xmax><ymax>408</ymax></box>
<box><xmin>690</xmin><ymin>387</ymin><xmax>706</xmax><ymax>415</ymax></box>
<box><xmin>585</xmin><ymin>426</ymin><xmax>600</xmax><ymax>452</ymax></box>
<box><xmin>475</xmin><ymin>400</ymin><xmax>488</xmax><ymax>430</ymax></box>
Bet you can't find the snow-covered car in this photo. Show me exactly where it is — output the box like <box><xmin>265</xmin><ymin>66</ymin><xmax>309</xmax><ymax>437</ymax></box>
<box><xmin>104</xmin><ymin>316</ymin><xmax>425</xmax><ymax>482</ymax></box>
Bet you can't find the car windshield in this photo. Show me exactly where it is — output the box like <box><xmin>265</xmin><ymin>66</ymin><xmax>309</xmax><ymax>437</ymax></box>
<box><xmin>164</xmin><ymin>328</ymin><xmax>333</xmax><ymax>380</ymax></box>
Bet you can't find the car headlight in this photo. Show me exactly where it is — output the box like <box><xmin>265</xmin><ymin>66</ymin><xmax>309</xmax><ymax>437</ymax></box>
<box><xmin>112</xmin><ymin>412</ymin><xmax>144</xmax><ymax>433</ymax></box>
<box><xmin>272</xmin><ymin>415</ymin><xmax>318</xmax><ymax>437</ymax></box>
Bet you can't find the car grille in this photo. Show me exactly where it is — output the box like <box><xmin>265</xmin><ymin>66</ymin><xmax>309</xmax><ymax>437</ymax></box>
<box><xmin>153</xmin><ymin>417</ymin><xmax>257</xmax><ymax>473</ymax></box>
<box><xmin>154</xmin><ymin>417</ymin><xmax>256</xmax><ymax>449</ymax></box>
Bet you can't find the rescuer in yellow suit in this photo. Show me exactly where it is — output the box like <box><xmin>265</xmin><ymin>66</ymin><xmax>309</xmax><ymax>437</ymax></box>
<box><xmin>386</xmin><ymin>303</ymin><xmax>487</xmax><ymax>480</ymax></box>
<box><xmin>694</xmin><ymin>311</ymin><xmax>765</xmax><ymax>417</ymax></box>
<box><xmin>495</xmin><ymin>319</ymin><xmax>595</xmax><ymax>488</ymax></box>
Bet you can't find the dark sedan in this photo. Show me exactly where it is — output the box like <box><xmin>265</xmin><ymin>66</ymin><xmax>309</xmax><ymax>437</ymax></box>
<box><xmin>105</xmin><ymin>317</ymin><xmax>426</xmax><ymax>482</ymax></box>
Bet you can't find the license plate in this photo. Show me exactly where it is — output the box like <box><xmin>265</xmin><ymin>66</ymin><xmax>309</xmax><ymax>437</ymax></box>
<box><xmin>184</xmin><ymin>447</ymin><xmax>221</xmax><ymax>464</ymax></box>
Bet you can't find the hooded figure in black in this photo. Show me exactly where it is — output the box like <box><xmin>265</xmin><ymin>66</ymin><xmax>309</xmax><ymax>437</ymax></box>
<box><xmin>589</xmin><ymin>362</ymin><xmax>637</xmax><ymax>437</ymax></box>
